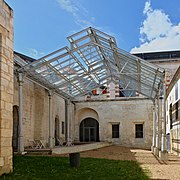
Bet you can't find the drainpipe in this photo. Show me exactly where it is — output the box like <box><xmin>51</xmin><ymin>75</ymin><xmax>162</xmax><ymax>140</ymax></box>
<box><xmin>17</xmin><ymin>72</ymin><xmax>24</xmax><ymax>153</ymax></box>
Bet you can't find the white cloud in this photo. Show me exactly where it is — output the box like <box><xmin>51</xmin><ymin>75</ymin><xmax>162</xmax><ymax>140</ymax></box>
<box><xmin>57</xmin><ymin>0</ymin><xmax>78</xmax><ymax>15</ymax></box>
<box><xmin>56</xmin><ymin>0</ymin><xmax>94</xmax><ymax>28</ymax></box>
<box><xmin>56</xmin><ymin>0</ymin><xmax>120</xmax><ymax>47</ymax></box>
<box><xmin>131</xmin><ymin>1</ymin><xmax>180</xmax><ymax>53</ymax></box>
<box><xmin>28</xmin><ymin>48</ymin><xmax>45</xmax><ymax>59</ymax></box>
<box><xmin>143</xmin><ymin>0</ymin><xmax>152</xmax><ymax>14</ymax></box>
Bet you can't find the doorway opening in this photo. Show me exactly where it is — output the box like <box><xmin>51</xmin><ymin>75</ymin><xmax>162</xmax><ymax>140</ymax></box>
<box><xmin>54</xmin><ymin>116</ymin><xmax>60</xmax><ymax>146</ymax></box>
<box><xmin>13</xmin><ymin>105</ymin><xmax>19</xmax><ymax>150</ymax></box>
<box><xmin>79</xmin><ymin>118</ymin><xmax>99</xmax><ymax>142</ymax></box>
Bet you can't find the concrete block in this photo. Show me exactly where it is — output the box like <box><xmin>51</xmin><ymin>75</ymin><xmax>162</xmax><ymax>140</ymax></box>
<box><xmin>0</xmin><ymin>128</ymin><xmax>12</xmax><ymax>138</ymax></box>
<box><xmin>5</xmin><ymin>37</ymin><xmax>13</xmax><ymax>49</ymax></box>
<box><xmin>5</xmin><ymin>102</ymin><xmax>12</xmax><ymax>111</ymax></box>
<box><xmin>1</xmin><ymin>137</ymin><xmax>12</xmax><ymax>146</ymax></box>
<box><xmin>154</xmin><ymin>147</ymin><xmax>159</xmax><ymax>156</ymax></box>
<box><xmin>0</xmin><ymin>146</ymin><xmax>12</xmax><ymax>157</ymax></box>
<box><xmin>1</xmin><ymin>62</ymin><xmax>8</xmax><ymax>72</ymax></box>
<box><xmin>159</xmin><ymin>151</ymin><xmax>168</xmax><ymax>161</ymax></box>
<box><xmin>151</xmin><ymin>145</ymin><xmax>154</xmax><ymax>153</ymax></box>
<box><xmin>3</xmin><ymin>47</ymin><xmax>10</xmax><ymax>58</ymax></box>
<box><xmin>0</xmin><ymin>164</ymin><xmax>12</xmax><ymax>176</ymax></box>
<box><xmin>1</xmin><ymin>90</ymin><xmax>13</xmax><ymax>103</ymax></box>
<box><xmin>0</xmin><ymin>157</ymin><xmax>4</xmax><ymax>167</ymax></box>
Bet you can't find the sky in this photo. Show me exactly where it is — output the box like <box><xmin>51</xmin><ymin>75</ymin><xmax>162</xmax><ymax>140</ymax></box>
<box><xmin>5</xmin><ymin>0</ymin><xmax>180</xmax><ymax>59</ymax></box>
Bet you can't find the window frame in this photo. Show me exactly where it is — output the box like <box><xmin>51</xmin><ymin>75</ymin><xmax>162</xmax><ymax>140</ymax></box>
<box><xmin>175</xmin><ymin>82</ymin><xmax>178</xmax><ymax>101</ymax></box>
<box><xmin>135</xmin><ymin>124</ymin><xmax>143</xmax><ymax>138</ymax></box>
<box><xmin>112</xmin><ymin>124</ymin><xmax>120</xmax><ymax>138</ymax></box>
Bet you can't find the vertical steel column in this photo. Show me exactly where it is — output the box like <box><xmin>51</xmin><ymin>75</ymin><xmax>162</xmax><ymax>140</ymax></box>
<box><xmin>65</xmin><ymin>99</ymin><xmax>73</xmax><ymax>146</ymax></box>
<box><xmin>155</xmin><ymin>96</ymin><xmax>160</xmax><ymax>155</ymax></box>
<box><xmin>67</xmin><ymin>99</ymin><xmax>70</xmax><ymax>144</ymax></box>
<box><xmin>18</xmin><ymin>72</ymin><xmax>24</xmax><ymax>153</ymax></box>
<box><xmin>48</xmin><ymin>90</ymin><xmax>53</xmax><ymax>149</ymax></box>
<box><xmin>161</xmin><ymin>83</ymin><xmax>167</xmax><ymax>152</ymax></box>
<box><xmin>152</xmin><ymin>102</ymin><xmax>156</xmax><ymax>150</ymax></box>
<box><xmin>65</xmin><ymin>99</ymin><xmax>68</xmax><ymax>142</ymax></box>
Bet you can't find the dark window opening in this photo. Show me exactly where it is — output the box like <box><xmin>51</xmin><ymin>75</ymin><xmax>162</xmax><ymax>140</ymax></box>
<box><xmin>175</xmin><ymin>101</ymin><xmax>178</xmax><ymax>120</ymax></box>
<box><xmin>13</xmin><ymin>105</ymin><xmax>19</xmax><ymax>150</ymax></box>
<box><xmin>119</xmin><ymin>87</ymin><xmax>125</xmax><ymax>97</ymax></box>
<box><xmin>55</xmin><ymin>117</ymin><xmax>60</xmax><ymax>146</ymax></box>
<box><xmin>62</xmin><ymin>122</ymin><xmax>64</xmax><ymax>134</ymax></box>
<box><xmin>169</xmin><ymin>104</ymin><xmax>172</xmax><ymax>129</ymax></box>
<box><xmin>112</xmin><ymin>124</ymin><xmax>119</xmax><ymax>138</ymax></box>
<box><xmin>135</xmin><ymin>124</ymin><xmax>143</xmax><ymax>138</ymax></box>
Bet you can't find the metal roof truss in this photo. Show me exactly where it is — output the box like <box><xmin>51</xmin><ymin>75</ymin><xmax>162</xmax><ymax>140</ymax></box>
<box><xmin>19</xmin><ymin>27</ymin><xmax>165</xmax><ymax>100</ymax></box>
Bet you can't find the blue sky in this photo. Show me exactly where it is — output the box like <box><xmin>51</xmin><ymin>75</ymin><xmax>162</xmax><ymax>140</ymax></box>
<box><xmin>5</xmin><ymin>0</ymin><xmax>180</xmax><ymax>58</ymax></box>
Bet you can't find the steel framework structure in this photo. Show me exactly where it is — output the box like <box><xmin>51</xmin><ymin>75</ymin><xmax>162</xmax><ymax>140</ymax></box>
<box><xmin>19</xmin><ymin>27</ymin><xmax>165</xmax><ymax>100</ymax></box>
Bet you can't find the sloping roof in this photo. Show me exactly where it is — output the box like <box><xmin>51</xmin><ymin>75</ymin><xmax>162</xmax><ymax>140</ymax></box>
<box><xmin>19</xmin><ymin>27</ymin><xmax>165</xmax><ymax>100</ymax></box>
<box><xmin>14</xmin><ymin>51</ymin><xmax>36</xmax><ymax>63</ymax></box>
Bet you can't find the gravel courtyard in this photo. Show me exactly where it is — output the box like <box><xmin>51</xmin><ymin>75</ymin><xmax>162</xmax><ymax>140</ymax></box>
<box><xmin>79</xmin><ymin>146</ymin><xmax>180</xmax><ymax>180</ymax></box>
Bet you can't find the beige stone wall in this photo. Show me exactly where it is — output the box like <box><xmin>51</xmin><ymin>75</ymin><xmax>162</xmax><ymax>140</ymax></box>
<box><xmin>74</xmin><ymin>99</ymin><xmax>153</xmax><ymax>149</ymax></box>
<box><xmin>13</xmin><ymin>76</ymin><xmax>66</xmax><ymax>147</ymax></box>
<box><xmin>171</xmin><ymin>127</ymin><xmax>180</xmax><ymax>155</ymax></box>
<box><xmin>0</xmin><ymin>0</ymin><xmax>14</xmax><ymax>175</ymax></box>
<box><xmin>151</xmin><ymin>60</ymin><xmax>180</xmax><ymax>87</ymax></box>
<box><xmin>52</xmin><ymin>92</ymin><xmax>66</xmax><ymax>143</ymax></box>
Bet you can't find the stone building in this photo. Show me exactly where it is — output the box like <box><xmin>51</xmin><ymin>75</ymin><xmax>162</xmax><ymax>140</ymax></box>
<box><xmin>0</xmin><ymin>0</ymin><xmax>14</xmax><ymax>175</ymax></box>
<box><xmin>12</xmin><ymin>27</ymin><xmax>172</xmax><ymax>162</ymax></box>
<box><xmin>1</xmin><ymin>0</ymin><xmax>180</xmax><ymax>175</ymax></box>
<box><xmin>166</xmin><ymin>66</ymin><xmax>180</xmax><ymax>155</ymax></box>
<box><xmin>12</xmin><ymin>46</ymin><xmax>180</xmax><ymax>158</ymax></box>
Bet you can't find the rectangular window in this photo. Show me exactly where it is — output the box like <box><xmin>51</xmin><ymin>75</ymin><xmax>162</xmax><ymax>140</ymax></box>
<box><xmin>112</xmin><ymin>124</ymin><xmax>119</xmax><ymax>138</ymax></box>
<box><xmin>62</xmin><ymin>122</ymin><xmax>64</xmax><ymax>134</ymax></box>
<box><xmin>175</xmin><ymin>101</ymin><xmax>178</xmax><ymax>120</ymax></box>
<box><xmin>169</xmin><ymin>104</ymin><xmax>173</xmax><ymax>128</ymax></box>
<box><xmin>135</xmin><ymin>124</ymin><xmax>143</xmax><ymax>138</ymax></box>
<box><xmin>175</xmin><ymin>82</ymin><xmax>178</xmax><ymax>101</ymax></box>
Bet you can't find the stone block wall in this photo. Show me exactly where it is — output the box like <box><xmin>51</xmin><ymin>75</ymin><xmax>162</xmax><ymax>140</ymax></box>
<box><xmin>0</xmin><ymin>0</ymin><xmax>14</xmax><ymax>175</ymax></box>
<box><xmin>74</xmin><ymin>98</ymin><xmax>153</xmax><ymax>149</ymax></box>
<box><xmin>13</xmin><ymin>76</ymin><xmax>66</xmax><ymax>147</ymax></box>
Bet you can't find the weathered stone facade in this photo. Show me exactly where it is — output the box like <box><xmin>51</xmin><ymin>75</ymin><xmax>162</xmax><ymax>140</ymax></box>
<box><xmin>13</xmin><ymin>76</ymin><xmax>66</xmax><ymax>148</ymax></box>
<box><xmin>0</xmin><ymin>0</ymin><xmax>14</xmax><ymax>175</ymax></box>
<box><xmin>74</xmin><ymin>99</ymin><xmax>153</xmax><ymax>149</ymax></box>
<box><xmin>11</xmin><ymin>54</ymin><xmax>180</xmax><ymax>152</ymax></box>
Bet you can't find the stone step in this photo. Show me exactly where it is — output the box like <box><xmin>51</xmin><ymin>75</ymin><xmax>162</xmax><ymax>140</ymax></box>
<box><xmin>52</xmin><ymin>142</ymin><xmax>112</xmax><ymax>155</ymax></box>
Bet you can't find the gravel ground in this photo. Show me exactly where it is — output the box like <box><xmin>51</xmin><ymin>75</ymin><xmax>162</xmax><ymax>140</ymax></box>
<box><xmin>79</xmin><ymin>146</ymin><xmax>180</xmax><ymax>180</ymax></box>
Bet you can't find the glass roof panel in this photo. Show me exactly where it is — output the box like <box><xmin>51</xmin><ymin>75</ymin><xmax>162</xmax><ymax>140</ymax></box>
<box><xmin>19</xmin><ymin>27</ymin><xmax>165</xmax><ymax>100</ymax></box>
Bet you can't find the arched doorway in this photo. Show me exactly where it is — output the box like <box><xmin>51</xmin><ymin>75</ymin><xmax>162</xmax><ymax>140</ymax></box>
<box><xmin>80</xmin><ymin>118</ymin><xmax>99</xmax><ymax>142</ymax></box>
<box><xmin>13</xmin><ymin>105</ymin><xmax>19</xmax><ymax>150</ymax></box>
<box><xmin>54</xmin><ymin>116</ymin><xmax>60</xmax><ymax>146</ymax></box>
